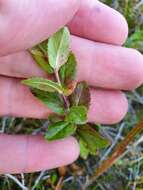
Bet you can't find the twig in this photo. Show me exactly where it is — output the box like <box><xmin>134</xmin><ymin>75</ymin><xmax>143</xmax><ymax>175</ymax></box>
<box><xmin>97</xmin><ymin>182</ymin><xmax>106</xmax><ymax>190</ymax></box>
<box><xmin>134</xmin><ymin>0</ymin><xmax>143</xmax><ymax>9</ymax></box>
<box><xmin>31</xmin><ymin>171</ymin><xmax>45</xmax><ymax>190</ymax></box>
<box><xmin>55</xmin><ymin>70</ymin><xmax>70</xmax><ymax>110</ymax></box>
<box><xmin>132</xmin><ymin>90</ymin><xmax>143</xmax><ymax>105</ymax></box>
<box><xmin>0</xmin><ymin>117</ymin><xmax>8</xmax><ymax>133</ymax></box>
<box><xmin>42</xmin><ymin>174</ymin><xmax>50</xmax><ymax>180</ymax></box>
<box><xmin>55</xmin><ymin>177</ymin><xmax>63</xmax><ymax>190</ymax></box>
<box><xmin>132</xmin><ymin>161</ymin><xmax>140</xmax><ymax>190</ymax></box>
<box><xmin>5</xmin><ymin>174</ymin><xmax>28</xmax><ymax>190</ymax></box>
<box><xmin>133</xmin><ymin>135</ymin><xmax>143</xmax><ymax>147</ymax></box>
<box><xmin>63</xmin><ymin>176</ymin><xmax>74</xmax><ymax>183</ymax></box>
<box><xmin>21</xmin><ymin>173</ymin><xmax>25</xmax><ymax>187</ymax></box>
<box><xmin>83</xmin><ymin>119</ymin><xmax>143</xmax><ymax>189</ymax></box>
<box><xmin>100</xmin><ymin>123</ymin><xmax>125</xmax><ymax>162</ymax></box>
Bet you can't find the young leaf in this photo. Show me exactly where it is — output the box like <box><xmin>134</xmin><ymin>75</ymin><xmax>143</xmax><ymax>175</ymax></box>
<box><xmin>52</xmin><ymin>123</ymin><xmax>76</xmax><ymax>140</ymax></box>
<box><xmin>22</xmin><ymin>77</ymin><xmax>64</xmax><ymax>94</ymax></box>
<box><xmin>77</xmin><ymin>125</ymin><xmax>110</xmax><ymax>155</ymax></box>
<box><xmin>63</xmin><ymin>81</ymin><xmax>77</xmax><ymax>96</ymax></box>
<box><xmin>60</xmin><ymin>53</ymin><xmax>77</xmax><ymax>85</ymax></box>
<box><xmin>30</xmin><ymin>49</ymin><xmax>44</xmax><ymax>57</ymax></box>
<box><xmin>48</xmin><ymin>27</ymin><xmax>70</xmax><ymax>70</ymax></box>
<box><xmin>30</xmin><ymin>48</ymin><xmax>53</xmax><ymax>74</ymax></box>
<box><xmin>66</xmin><ymin>106</ymin><xmax>87</xmax><ymax>125</ymax></box>
<box><xmin>69</xmin><ymin>82</ymin><xmax>91</xmax><ymax>109</ymax></box>
<box><xmin>38</xmin><ymin>40</ymin><xmax>48</xmax><ymax>54</ymax></box>
<box><xmin>79</xmin><ymin>138</ymin><xmax>89</xmax><ymax>159</ymax></box>
<box><xmin>31</xmin><ymin>89</ymin><xmax>65</xmax><ymax>115</ymax></box>
<box><xmin>45</xmin><ymin>121</ymin><xmax>76</xmax><ymax>141</ymax></box>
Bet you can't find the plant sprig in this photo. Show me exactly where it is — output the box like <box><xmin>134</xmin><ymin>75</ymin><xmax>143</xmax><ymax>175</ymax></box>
<box><xmin>22</xmin><ymin>27</ymin><xmax>109</xmax><ymax>159</ymax></box>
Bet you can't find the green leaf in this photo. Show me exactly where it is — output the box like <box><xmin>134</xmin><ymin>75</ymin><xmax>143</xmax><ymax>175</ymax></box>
<box><xmin>70</xmin><ymin>82</ymin><xmax>91</xmax><ymax>109</ymax></box>
<box><xmin>125</xmin><ymin>29</ymin><xmax>143</xmax><ymax>51</ymax></box>
<box><xmin>78</xmin><ymin>125</ymin><xmax>110</xmax><ymax>155</ymax></box>
<box><xmin>30</xmin><ymin>47</ymin><xmax>53</xmax><ymax>74</ymax></box>
<box><xmin>79</xmin><ymin>138</ymin><xmax>89</xmax><ymax>159</ymax></box>
<box><xmin>22</xmin><ymin>77</ymin><xmax>64</xmax><ymax>94</ymax></box>
<box><xmin>66</xmin><ymin>106</ymin><xmax>87</xmax><ymax>125</ymax></box>
<box><xmin>31</xmin><ymin>89</ymin><xmax>65</xmax><ymax>115</ymax></box>
<box><xmin>50</xmin><ymin>173</ymin><xmax>58</xmax><ymax>185</ymax></box>
<box><xmin>38</xmin><ymin>40</ymin><xmax>48</xmax><ymax>54</ymax></box>
<box><xmin>45</xmin><ymin>121</ymin><xmax>76</xmax><ymax>141</ymax></box>
<box><xmin>60</xmin><ymin>53</ymin><xmax>77</xmax><ymax>85</ymax></box>
<box><xmin>48</xmin><ymin>27</ymin><xmax>70</xmax><ymax>70</ymax></box>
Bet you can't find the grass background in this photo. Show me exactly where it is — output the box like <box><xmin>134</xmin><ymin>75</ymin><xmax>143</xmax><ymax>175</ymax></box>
<box><xmin>1</xmin><ymin>0</ymin><xmax>143</xmax><ymax>189</ymax></box>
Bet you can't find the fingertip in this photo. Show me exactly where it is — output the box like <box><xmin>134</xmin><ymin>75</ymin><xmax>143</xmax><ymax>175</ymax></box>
<box><xmin>97</xmin><ymin>1</ymin><xmax>129</xmax><ymax>45</ymax></box>
<box><xmin>0</xmin><ymin>135</ymin><xmax>80</xmax><ymax>174</ymax></box>
<box><xmin>124</xmin><ymin>49</ymin><xmax>143</xmax><ymax>90</ymax></box>
<box><xmin>26</xmin><ymin>136</ymin><xmax>80</xmax><ymax>173</ymax></box>
<box><xmin>69</xmin><ymin>0</ymin><xmax>129</xmax><ymax>45</ymax></box>
<box><xmin>89</xmin><ymin>89</ymin><xmax>128</xmax><ymax>125</ymax></box>
<box><xmin>63</xmin><ymin>137</ymin><xmax>80</xmax><ymax>163</ymax></box>
<box><xmin>112</xmin><ymin>11</ymin><xmax>129</xmax><ymax>45</ymax></box>
<box><xmin>107</xmin><ymin>91</ymin><xmax>128</xmax><ymax>124</ymax></box>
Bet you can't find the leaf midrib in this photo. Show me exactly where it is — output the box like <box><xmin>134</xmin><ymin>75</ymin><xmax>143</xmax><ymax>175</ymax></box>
<box><xmin>55</xmin><ymin>29</ymin><xmax>65</xmax><ymax>70</ymax></box>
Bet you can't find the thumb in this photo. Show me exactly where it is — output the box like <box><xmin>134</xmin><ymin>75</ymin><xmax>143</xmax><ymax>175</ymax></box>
<box><xmin>0</xmin><ymin>0</ymin><xmax>80</xmax><ymax>56</ymax></box>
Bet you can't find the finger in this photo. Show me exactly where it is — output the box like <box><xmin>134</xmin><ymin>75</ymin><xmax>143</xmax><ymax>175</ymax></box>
<box><xmin>0</xmin><ymin>135</ymin><xmax>79</xmax><ymax>174</ymax></box>
<box><xmin>89</xmin><ymin>88</ymin><xmax>128</xmax><ymax>124</ymax></box>
<box><xmin>0</xmin><ymin>0</ymin><xmax>79</xmax><ymax>56</ymax></box>
<box><xmin>0</xmin><ymin>77</ymin><xmax>128</xmax><ymax>124</ymax></box>
<box><xmin>0</xmin><ymin>36</ymin><xmax>143</xmax><ymax>90</ymax></box>
<box><xmin>0</xmin><ymin>51</ymin><xmax>47</xmax><ymax>78</ymax></box>
<box><xmin>72</xmin><ymin>36</ymin><xmax>143</xmax><ymax>90</ymax></box>
<box><xmin>68</xmin><ymin>0</ymin><xmax>128</xmax><ymax>45</ymax></box>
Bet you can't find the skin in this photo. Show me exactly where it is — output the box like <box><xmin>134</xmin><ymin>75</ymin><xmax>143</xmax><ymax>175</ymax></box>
<box><xmin>0</xmin><ymin>0</ymin><xmax>143</xmax><ymax>174</ymax></box>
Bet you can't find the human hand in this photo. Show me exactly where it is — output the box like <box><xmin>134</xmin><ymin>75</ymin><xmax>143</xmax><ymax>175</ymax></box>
<box><xmin>0</xmin><ymin>0</ymin><xmax>143</xmax><ymax>174</ymax></box>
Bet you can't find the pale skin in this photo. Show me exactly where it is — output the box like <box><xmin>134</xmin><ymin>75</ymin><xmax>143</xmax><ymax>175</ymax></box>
<box><xmin>0</xmin><ymin>0</ymin><xmax>143</xmax><ymax>174</ymax></box>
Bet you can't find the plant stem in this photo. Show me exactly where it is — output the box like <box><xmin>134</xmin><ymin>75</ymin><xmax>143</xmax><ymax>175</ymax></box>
<box><xmin>83</xmin><ymin>119</ymin><xmax>143</xmax><ymax>189</ymax></box>
<box><xmin>55</xmin><ymin>70</ymin><xmax>70</xmax><ymax>111</ymax></box>
<box><xmin>5</xmin><ymin>174</ymin><xmax>28</xmax><ymax>190</ymax></box>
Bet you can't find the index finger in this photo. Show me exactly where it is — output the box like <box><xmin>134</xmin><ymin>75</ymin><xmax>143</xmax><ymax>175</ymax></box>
<box><xmin>0</xmin><ymin>0</ymin><xmax>79</xmax><ymax>56</ymax></box>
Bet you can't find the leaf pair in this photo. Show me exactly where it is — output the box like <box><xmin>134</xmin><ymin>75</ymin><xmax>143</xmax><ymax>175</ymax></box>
<box><xmin>30</xmin><ymin>27</ymin><xmax>70</xmax><ymax>74</ymax></box>
<box><xmin>45</xmin><ymin>121</ymin><xmax>76</xmax><ymax>141</ymax></box>
<box><xmin>66</xmin><ymin>106</ymin><xmax>87</xmax><ymax>125</ymax></box>
<box><xmin>24</xmin><ymin>27</ymin><xmax>77</xmax><ymax>98</ymax></box>
<box><xmin>48</xmin><ymin>27</ymin><xmax>77</xmax><ymax>93</ymax></box>
<box><xmin>78</xmin><ymin>125</ymin><xmax>110</xmax><ymax>159</ymax></box>
<box><xmin>45</xmin><ymin>105</ymin><xmax>88</xmax><ymax>141</ymax></box>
